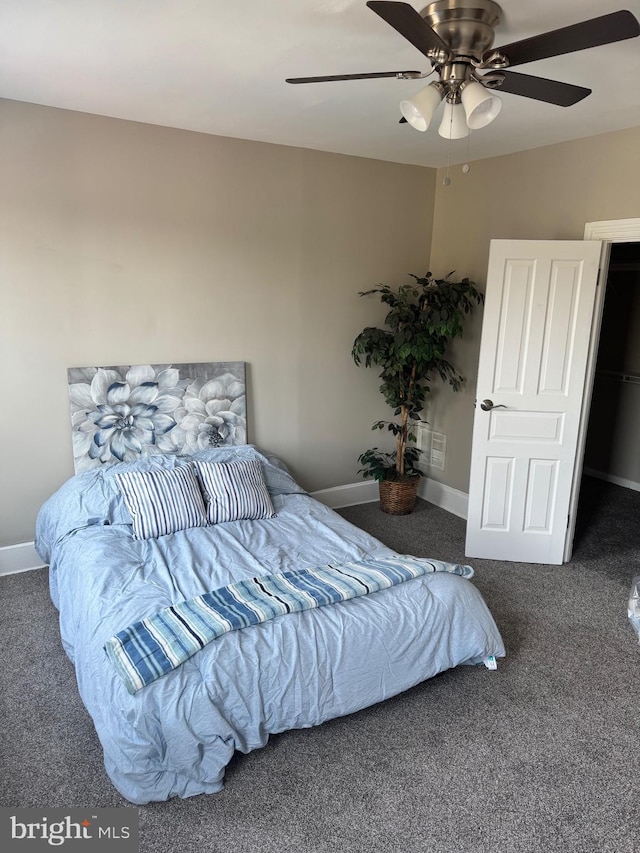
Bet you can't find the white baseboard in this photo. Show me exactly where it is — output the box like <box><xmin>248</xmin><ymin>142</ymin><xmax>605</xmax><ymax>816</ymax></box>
<box><xmin>0</xmin><ymin>542</ymin><xmax>45</xmax><ymax>576</ymax></box>
<box><xmin>417</xmin><ymin>478</ymin><xmax>469</xmax><ymax>519</ymax></box>
<box><xmin>583</xmin><ymin>467</ymin><xmax>640</xmax><ymax>493</ymax></box>
<box><xmin>312</xmin><ymin>477</ymin><xmax>469</xmax><ymax>518</ymax></box>
<box><xmin>311</xmin><ymin>480</ymin><xmax>379</xmax><ymax>509</ymax></box>
<box><xmin>2</xmin><ymin>479</ymin><xmax>469</xmax><ymax>577</ymax></box>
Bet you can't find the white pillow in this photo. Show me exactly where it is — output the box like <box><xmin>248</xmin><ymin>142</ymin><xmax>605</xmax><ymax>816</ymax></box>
<box><xmin>115</xmin><ymin>465</ymin><xmax>208</xmax><ymax>540</ymax></box>
<box><xmin>193</xmin><ymin>458</ymin><xmax>276</xmax><ymax>524</ymax></box>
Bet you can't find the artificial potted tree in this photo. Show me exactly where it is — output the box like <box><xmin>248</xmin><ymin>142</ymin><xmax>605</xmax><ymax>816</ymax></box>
<box><xmin>352</xmin><ymin>271</ymin><xmax>483</xmax><ymax>515</ymax></box>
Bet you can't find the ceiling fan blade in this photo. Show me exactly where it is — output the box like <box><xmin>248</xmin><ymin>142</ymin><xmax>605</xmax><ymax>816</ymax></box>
<box><xmin>366</xmin><ymin>1</ymin><xmax>450</xmax><ymax>60</ymax></box>
<box><xmin>492</xmin><ymin>70</ymin><xmax>591</xmax><ymax>106</ymax></box>
<box><xmin>286</xmin><ymin>70</ymin><xmax>420</xmax><ymax>84</ymax></box>
<box><xmin>490</xmin><ymin>10</ymin><xmax>640</xmax><ymax>68</ymax></box>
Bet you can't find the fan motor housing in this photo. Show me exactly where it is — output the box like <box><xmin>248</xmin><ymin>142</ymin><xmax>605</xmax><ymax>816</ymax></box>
<box><xmin>420</xmin><ymin>0</ymin><xmax>502</xmax><ymax>60</ymax></box>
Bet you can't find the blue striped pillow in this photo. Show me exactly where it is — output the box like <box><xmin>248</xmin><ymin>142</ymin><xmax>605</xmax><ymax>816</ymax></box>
<box><xmin>115</xmin><ymin>465</ymin><xmax>208</xmax><ymax>540</ymax></box>
<box><xmin>193</xmin><ymin>459</ymin><xmax>276</xmax><ymax>524</ymax></box>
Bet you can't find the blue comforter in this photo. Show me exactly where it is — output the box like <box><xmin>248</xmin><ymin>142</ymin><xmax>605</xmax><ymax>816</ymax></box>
<box><xmin>36</xmin><ymin>446</ymin><xmax>505</xmax><ymax>804</ymax></box>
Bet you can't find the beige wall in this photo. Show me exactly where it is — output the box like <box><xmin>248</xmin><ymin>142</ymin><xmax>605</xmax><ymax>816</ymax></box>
<box><xmin>3</xmin><ymin>97</ymin><xmax>640</xmax><ymax>548</ymax></box>
<box><xmin>427</xmin><ymin>126</ymin><xmax>640</xmax><ymax>494</ymax></box>
<box><xmin>0</xmin><ymin>99</ymin><xmax>436</xmax><ymax>546</ymax></box>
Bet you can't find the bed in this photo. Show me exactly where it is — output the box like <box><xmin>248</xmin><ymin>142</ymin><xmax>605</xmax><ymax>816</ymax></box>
<box><xmin>35</xmin><ymin>364</ymin><xmax>505</xmax><ymax>804</ymax></box>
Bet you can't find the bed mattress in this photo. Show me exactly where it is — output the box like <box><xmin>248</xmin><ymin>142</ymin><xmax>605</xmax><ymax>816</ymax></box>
<box><xmin>36</xmin><ymin>445</ymin><xmax>505</xmax><ymax>804</ymax></box>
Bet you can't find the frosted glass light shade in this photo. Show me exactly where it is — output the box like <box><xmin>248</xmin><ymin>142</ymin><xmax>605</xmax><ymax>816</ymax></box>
<box><xmin>438</xmin><ymin>102</ymin><xmax>470</xmax><ymax>139</ymax></box>
<box><xmin>461</xmin><ymin>81</ymin><xmax>502</xmax><ymax>130</ymax></box>
<box><xmin>399</xmin><ymin>83</ymin><xmax>444</xmax><ymax>131</ymax></box>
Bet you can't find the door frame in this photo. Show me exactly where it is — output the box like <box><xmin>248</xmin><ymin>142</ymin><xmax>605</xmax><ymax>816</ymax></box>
<box><xmin>563</xmin><ymin>218</ymin><xmax>640</xmax><ymax>561</ymax></box>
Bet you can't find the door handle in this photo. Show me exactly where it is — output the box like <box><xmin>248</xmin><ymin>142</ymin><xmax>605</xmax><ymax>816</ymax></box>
<box><xmin>480</xmin><ymin>399</ymin><xmax>507</xmax><ymax>411</ymax></box>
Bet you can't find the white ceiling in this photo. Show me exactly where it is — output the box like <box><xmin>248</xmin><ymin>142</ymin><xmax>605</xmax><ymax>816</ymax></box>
<box><xmin>1</xmin><ymin>0</ymin><xmax>639</xmax><ymax>167</ymax></box>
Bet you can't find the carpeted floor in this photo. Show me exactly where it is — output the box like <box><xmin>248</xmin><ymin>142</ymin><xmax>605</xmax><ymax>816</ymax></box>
<box><xmin>1</xmin><ymin>475</ymin><xmax>638</xmax><ymax>853</ymax></box>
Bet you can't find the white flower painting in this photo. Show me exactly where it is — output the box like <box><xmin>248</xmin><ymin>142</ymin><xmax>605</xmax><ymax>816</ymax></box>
<box><xmin>68</xmin><ymin>362</ymin><xmax>247</xmax><ymax>472</ymax></box>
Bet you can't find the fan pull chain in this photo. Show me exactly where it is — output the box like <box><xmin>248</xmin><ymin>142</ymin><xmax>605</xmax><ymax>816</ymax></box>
<box><xmin>443</xmin><ymin>160</ymin><xmax>451</xmax><ymax>186</ymax></box>
<box><xmin>443</xmin><ymin>111</ymin><xmax>473</xmax><ymax>186</ymax></box>
<box><xmin>462</xmin><ymin>131</ymin><xmax>471</xmax><ymax>174</ymax></box>
<box><xmin>443</xmin><ymin>107</ymin><xmax>453</xmax><ymax>186</ymax></box>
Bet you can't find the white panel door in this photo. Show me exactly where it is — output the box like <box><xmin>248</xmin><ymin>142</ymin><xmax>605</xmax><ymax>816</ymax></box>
<box><xmin>465</xmin><ymin>240</ymin><xmax>601</xmax><ymax>564</ymax></box>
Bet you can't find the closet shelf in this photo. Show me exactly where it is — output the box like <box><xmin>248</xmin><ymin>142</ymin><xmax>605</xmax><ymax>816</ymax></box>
<box><xmin>598</xmin><ymin>369</ymin><xmax>640</xmax><ymax>385</ymax></box>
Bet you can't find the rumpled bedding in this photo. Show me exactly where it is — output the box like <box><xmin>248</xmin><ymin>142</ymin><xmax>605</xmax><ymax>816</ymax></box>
<box><xmin>105</xmin><ymin>555</ymin><xmax>477</xmax><ymax>694</ymax></box>
<box><xmin>36</xmin><ymin>445</ymin><xmax>505</xmax><ymax>804</ymax></box>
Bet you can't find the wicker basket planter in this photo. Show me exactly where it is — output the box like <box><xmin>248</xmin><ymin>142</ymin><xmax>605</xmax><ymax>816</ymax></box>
<box><xmin>378</xmin><ymin>477</ymin><xmax>420</xmax><ymax>515</ymax></box>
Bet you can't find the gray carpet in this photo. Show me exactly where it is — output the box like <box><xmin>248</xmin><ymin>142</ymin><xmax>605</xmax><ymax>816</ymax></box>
<box><xmin>1</xmin><ymin>476</ymin><xmax>639</xmax><ymax>852</ymax></box>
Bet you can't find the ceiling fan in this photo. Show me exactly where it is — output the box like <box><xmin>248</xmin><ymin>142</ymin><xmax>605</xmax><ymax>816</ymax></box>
<box><xmin>286</xmin><ymin>1</ymin><xmax>640</xmax><ymax>139</ymax></box>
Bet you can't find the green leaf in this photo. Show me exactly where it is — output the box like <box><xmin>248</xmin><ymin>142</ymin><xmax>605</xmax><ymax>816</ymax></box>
<box><xmin>353</xmin><ymin>270</ymin><xmax>481</xmax><ymax>477</ymax></box>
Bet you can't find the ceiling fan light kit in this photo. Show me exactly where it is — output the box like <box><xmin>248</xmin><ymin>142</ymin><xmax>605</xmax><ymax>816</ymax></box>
<box><xmin>286</xmin><ymin>0</ymin><xmax>640</xmax><ymax>143</ymax></box>
<box><xmin>460</xmin><ymin>79</ymin><xmax>502</xmax><ymax>129</ymax></box>
<box><xmin>439</xmin><ymin>101</ymin><xmax>470</xmax><ymax>138</ymax></box>
<box><xmin>399</xmin><ymin>81</ymin><xmax>444</xmax><ymax>130</ymax></box>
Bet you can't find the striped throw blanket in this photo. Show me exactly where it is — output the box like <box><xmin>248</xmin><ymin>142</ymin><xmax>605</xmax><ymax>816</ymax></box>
<box><xmin>104</xmin><ymin>555</ymin><xmax>473</xmax><ymax>694</ymax></box>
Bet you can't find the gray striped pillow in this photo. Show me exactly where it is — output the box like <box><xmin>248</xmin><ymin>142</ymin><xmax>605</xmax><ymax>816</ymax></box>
<box><xmin>193</xmin><ymin>459</ymin><xmax>276</xmax><ymax>525</ymax></box>
<box><xmin>115</xmin><ymin>465</ymin><xmax>208</xmax><ymax>540</ymax></box>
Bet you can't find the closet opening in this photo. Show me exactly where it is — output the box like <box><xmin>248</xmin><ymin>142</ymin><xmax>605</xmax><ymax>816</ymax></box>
<box><xmin>573</xmin><ymin>241</ymin><xmax>640</xmax><ymax>551</ymax></box>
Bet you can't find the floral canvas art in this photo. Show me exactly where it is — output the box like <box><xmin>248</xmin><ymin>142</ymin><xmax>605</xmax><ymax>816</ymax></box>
<box><xmin>68</xmin><ymin>362</ymin><xmax>247</xmax><ymax>473</ymax></box>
